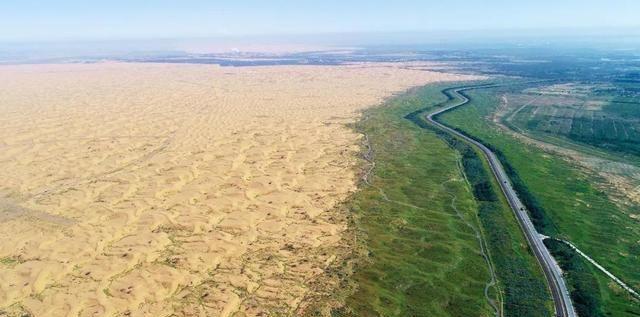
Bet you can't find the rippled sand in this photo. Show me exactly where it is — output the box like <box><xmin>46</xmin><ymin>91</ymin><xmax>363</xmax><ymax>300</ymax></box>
<box><xmin>0</xmin><ymin>62</ymin><xmax>477</xmax><ymax>316</ymax></box>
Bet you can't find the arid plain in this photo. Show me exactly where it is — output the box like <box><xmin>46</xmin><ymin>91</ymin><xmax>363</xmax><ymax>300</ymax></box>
<box><xmin>0</xmin><ymin>62</ymin><xmax>475</xmax><ymax>316</ymax></box>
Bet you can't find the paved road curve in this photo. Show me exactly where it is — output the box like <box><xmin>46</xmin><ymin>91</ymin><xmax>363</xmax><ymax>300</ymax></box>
<box><xmin>425</xmin><ymin>87</ymin><xmax>576</xmax><ymax>317</ymax></box>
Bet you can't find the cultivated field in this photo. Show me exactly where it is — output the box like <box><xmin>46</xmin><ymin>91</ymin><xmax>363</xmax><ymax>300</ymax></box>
<box><xmin>510</xmin><ymin>83</ymin><xmax>640</xmax><ymax>158</ymax></box>
<box><xmin>0</xmin><ymin>62</ymin><xmax>474</xmax><ymax>316</ymax></box>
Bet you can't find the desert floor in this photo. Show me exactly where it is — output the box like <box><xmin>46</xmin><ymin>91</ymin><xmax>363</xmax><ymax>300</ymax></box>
<box><xmin>0</xmin><ymin>62</ymin><xmax>475</xmax><ymax>316</ymax></box>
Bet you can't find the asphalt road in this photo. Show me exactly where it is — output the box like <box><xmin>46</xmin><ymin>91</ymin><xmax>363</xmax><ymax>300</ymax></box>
<box><xmin>425</xmin><ymin>87</ymin><xmax>576</xmax><ymax>317</ymax></box>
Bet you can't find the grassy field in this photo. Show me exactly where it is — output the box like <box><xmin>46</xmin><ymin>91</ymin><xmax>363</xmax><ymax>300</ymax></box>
<box><xmin>507</xmin><ymin>82</ymin><xmax>640</xmax><ymax>160</ymax></box>
<box><xmin>439</xmin><ymin>85</ymin><xmax>640</xmax><ymax>317</ymax></box>
<box><xmin>333</xmin><ymin>84</ymin><xmax>552</xmax><ymax>317</ymax></box>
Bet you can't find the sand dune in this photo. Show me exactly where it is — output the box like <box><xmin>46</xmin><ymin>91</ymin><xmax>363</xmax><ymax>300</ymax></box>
<box><xmin>0</xmin><ymin>62</ymin><xmax>477</xmax><ymax>316</ymax></box>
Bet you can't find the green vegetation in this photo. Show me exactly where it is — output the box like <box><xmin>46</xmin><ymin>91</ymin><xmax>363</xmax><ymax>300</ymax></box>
<box><xmin>544</xmin><ymin>239</ymin><xmax>604</xmax><ymax>317</ymax></box>
<box><xmin>336</xmin><ymin>84</ymin><xmax>552</xmax><ymax>316</ymax></box>
<box><xmin>420</xmin><ymin>109</ymin><xmax>553</xmax><ymax>316</ymax></box>
<box><xmin>0</xmin><ymin>256</ymin><xmax>19</xmax><ymax>267</ymax></box>
<box><xmin>439</xmin><ymin>85</ymin><xmax>640</xmax><ymax>316</ymax></box>
<box><xmin>508</xmin><ymin>83</ymin><xmax>640</xmax><ymax>161</ymax></box>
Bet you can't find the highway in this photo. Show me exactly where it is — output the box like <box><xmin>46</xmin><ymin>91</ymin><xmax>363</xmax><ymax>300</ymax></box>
<box><xmin>424</xmin><ymin>87</ymin><xmax>576</xmax><ymax>317</ymax></box>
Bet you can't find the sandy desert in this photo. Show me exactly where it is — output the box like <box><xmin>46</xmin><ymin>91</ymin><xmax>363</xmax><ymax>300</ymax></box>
<box><xmin>0</xmin><ymin>62</ymin><xmax>475</xmax><ymax>316</ymax></box>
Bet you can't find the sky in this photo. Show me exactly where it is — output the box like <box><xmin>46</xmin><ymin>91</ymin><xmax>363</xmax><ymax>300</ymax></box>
<box><xmin>1</xmin><ymin>0</ymin><xmax>639</xmax><ymax>42</ymax></box>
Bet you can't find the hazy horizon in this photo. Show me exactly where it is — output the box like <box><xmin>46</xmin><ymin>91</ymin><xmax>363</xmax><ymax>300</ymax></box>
<box><xmin>2</xmin><ymin>0</ymin><xmax>639</xmax><ymax>42</ymax></box>
<box><xmin>2</xmin><ymin>1</ymin><xmax>640</xmax><ymax>62</ymax></box>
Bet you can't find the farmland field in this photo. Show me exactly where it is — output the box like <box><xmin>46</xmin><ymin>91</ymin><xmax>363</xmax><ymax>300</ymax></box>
<box><xmin>505</xmin><ymin>82</ymin><xmax>640</xmax><ymax>161</ymax></box>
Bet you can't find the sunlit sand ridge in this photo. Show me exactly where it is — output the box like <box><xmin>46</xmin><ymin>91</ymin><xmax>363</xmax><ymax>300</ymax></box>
<box><xmin>0</xmin><ymin>62</ymin><xmax>477</xmax><ymax>316</ymax></box>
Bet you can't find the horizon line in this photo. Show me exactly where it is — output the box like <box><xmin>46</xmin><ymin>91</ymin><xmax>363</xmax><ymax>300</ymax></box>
<box><xmin>2</xmin><ymin>26</ymin><xmax>640</xmax><ymax>45</ymax></box>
